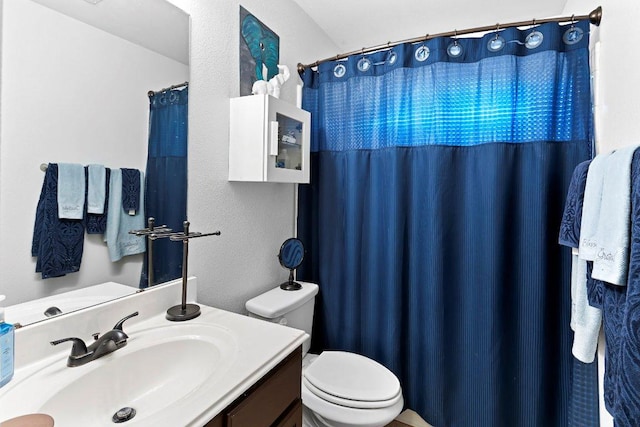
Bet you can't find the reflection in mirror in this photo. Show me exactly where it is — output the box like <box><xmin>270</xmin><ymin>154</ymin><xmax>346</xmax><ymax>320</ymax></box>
<box><xmin>278</xmin><ymin>238</ymin><xmax>305</xmax><ymax>291</ymax></box>
<box><xmin>0</xmin><ymin>0</ymin><xmax>189</xmax><ymax>326</ymax></box>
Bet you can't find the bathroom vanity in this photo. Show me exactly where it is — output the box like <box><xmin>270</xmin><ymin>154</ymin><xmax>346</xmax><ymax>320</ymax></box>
<box><xmin>0</xmin><ymin>279</ymin><xmax>308</xmax><ymax>426</ymax></box>
<box><xmin>205</xmin><ymin>348</ymin><xmax>302</xmax><ymax>427</ymax></box>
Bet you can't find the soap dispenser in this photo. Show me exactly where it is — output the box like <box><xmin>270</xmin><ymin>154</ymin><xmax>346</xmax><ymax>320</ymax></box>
<box><xmin>0</xmin><ymin>295</ymin><xmax>15</xmax><ymax>388</ymax></box>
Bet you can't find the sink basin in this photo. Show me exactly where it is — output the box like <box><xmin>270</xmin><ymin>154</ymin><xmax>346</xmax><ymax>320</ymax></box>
<box><xmin>0</xmin><ymin>321</ymin><xmax>238</xmax><ymax>425</ymax></box>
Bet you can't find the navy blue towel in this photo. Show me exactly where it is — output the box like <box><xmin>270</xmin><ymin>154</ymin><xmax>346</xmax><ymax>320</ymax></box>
<box><xmin>600</xmin><ymin>149</ymin><xmax>640</xmax><ymax>426</ymax></box>
<box><xmin>85</xmin><ymin>167</ymin><xmax>110</xmax><ymax>234</ymax></box>
<box><xmin>31</xmin><ymin>163</ymin><xmax>85</xmax><ymax>279</ymax></box>
<box><xmin>559</xmin><ymin>159</ymin><xmax>591</xmax><ymax>248</ymax></box>
<box><xmin>121</xmin><ymin>168</ymin><xmax>140</xmax><ymax>213</ymax></box>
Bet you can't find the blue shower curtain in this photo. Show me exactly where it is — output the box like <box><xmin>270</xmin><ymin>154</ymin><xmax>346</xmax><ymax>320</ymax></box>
<box><xmin>141</xmin><ymin>87</ymin><xmax>188</xmax><ymax>287</ymax></box>
<box><xmin>298</xmin><ymin>21</ymin><xmax>597</xmax><ymax>426</ymax></box>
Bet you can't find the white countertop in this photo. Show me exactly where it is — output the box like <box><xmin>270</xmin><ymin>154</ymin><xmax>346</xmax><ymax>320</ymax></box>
<box><xmin>0</xmin><ymin>278</ymin><xmax>308</xmax><ymax>426</ymax></box>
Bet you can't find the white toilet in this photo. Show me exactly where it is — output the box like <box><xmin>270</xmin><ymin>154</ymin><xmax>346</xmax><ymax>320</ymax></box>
<box><xmin>246</xmin><ymin>281</ymin><xmax>404</xmax><ymax>427</ymax></box>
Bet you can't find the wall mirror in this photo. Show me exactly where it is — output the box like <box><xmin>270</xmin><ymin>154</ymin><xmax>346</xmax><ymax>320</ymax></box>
<box><xmin>0</xmin><ymin>0</ymin><xmax>189</xmax><ymax>327</ymax></box>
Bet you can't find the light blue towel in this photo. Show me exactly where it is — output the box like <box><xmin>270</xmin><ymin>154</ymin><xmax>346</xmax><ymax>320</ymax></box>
<box><xmin>579</xmin><ymin>153</ymin><xmax>610</xmax><ymax>261</ymax></box>
<box><xmin>104</xmin><ymin>169</ymin><xmax>145</xmax><ymax>262</ymax></box>
<box><xmin>592</xmin><ymin>146</ymin><xmax>639</xmax><ymax>286</ymax></box>
<box><xmin>57</xmin><ymin>163</ymin><xmax>85</xmax><ymax>219</ymax></box>
<box><xmin>87</xmin><ymin>164</ymin><xmax>106</xmax><ymax>214</ymax></box>
<box><xmin>570</xmin><ymin>252</ymin><xmax>602</xmax><ymax>363</ymax></box>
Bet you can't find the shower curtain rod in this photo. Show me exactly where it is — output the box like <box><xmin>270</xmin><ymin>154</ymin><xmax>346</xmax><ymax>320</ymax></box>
<box><xmin>297</xmin><ymin>6</ymin><xmax>602</xmax><ymax>72</ymax></box>
<box><xmin>147</xmin><ymin>81</ymin><xmax>189</xmax><ymax>97</ymax></box>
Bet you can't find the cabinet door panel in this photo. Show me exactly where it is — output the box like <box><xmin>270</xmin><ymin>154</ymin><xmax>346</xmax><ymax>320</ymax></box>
<box><xmin>275</xmin><ymin>399</ymin><xmax>303</xmax><ymax>427</ymax></box>
<box><xmin>226</xmin><ymin>350</ymin><xmax>302</xmax><ymax>427</ymax></box>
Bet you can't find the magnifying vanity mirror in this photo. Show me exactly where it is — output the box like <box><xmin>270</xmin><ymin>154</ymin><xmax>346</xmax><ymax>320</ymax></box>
<box><xmin>0</xmin><ymin>0</ymin><xmax>189</xmax><ymax>327</ymax></box>
<box><xmin>278</xmin><ymin>238</ymin><xmax>305</xmax><ymax>291</ymax></box>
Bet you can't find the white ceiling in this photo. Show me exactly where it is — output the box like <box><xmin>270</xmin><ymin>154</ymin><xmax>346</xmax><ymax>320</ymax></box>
<box><xmin>291</xmin><ymin>0</ymin><xmax>570</xmax><ymax>54</ymax></box>
<box><xmin>29</xmin><ymin>0</ymin><xmax>189</xmax><ymax>65</ymax></box>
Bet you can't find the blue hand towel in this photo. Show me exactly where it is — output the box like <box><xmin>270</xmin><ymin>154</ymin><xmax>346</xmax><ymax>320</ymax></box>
<box><xmin>85</xmin><ymin>168</ymin><xmax>110</xmax><ymax>235</ymax></box>
<box><xmin>592</xmin><ymin>145</ymin><xmax>639</xmax><ymax>286</ymax></box>
<box><xmin>105</xmin><ymin>169</ymin><xmax>145</xmax><ymax>262</ymax></box>
<box><xmin>57</xmin><ymin>163</ymin><xmax>85</xmax><ymax>219</ymax></box>
<box><xmin>579</xmin><ymin>153</ymin><xmax>610</xmax><ymax>260</ymax></box>
<box><xmin>121</xmin><ymin>168</ymin><xmax>140</xmax><ymax>214</ymax></box>
<box><xmin>32</xmin><ymin>164</ymin><xmax>86</xmax><ymax>278</ymax></box>
<box><xmin>87</xmin><ymin>164</ymin><xmax>106</xmax><ymax>214</ymax></box>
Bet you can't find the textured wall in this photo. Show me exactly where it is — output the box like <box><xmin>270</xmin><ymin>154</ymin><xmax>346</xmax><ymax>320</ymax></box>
<box><xmin>187</xmin><ymin>0</ymin><xmax>338</xmax><ymax>313</ymax></box>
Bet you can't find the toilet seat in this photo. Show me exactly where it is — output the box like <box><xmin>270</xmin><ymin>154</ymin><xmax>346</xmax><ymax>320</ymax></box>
<box><xmin>303</xmin><ymin>351</ymin><xmax>402</xmax><ymax>409</ymax></box>
<box><xmin>302</xmin><ymin>381</ymin><xmax>404</xmax><ymax>427</ymax></box>
<box><xmin>303</xmin><ymin>377</ymin><xmax>402</xmax><ymax>409</ymax></box>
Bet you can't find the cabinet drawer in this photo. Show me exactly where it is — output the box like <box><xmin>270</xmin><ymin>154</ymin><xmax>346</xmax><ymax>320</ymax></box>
<box><xmin>275</xmin><ymin>399</ymin><xmax>303</xmax><ymax>427</ymax></box>
<box><xmin>227</xmin><ymin>349</ymin><xmax>302</xmax><ymax>427</ymax></box>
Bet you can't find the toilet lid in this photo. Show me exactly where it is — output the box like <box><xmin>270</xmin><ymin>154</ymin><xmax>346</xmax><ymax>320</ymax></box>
<box><xmin>303</xmin><ymin>351</ymin><xmax>401</xmax><ymax>408</ymax></box>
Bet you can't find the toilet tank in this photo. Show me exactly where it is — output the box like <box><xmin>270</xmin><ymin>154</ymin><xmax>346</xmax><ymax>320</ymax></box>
<box><xmin>246</xmin><ymin>281</ymin><xmax>319</xmax><ymax>355</ymax></box>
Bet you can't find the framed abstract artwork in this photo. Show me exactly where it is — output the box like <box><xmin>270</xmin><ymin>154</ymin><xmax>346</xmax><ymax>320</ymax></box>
<box><xmin>239</xmin><ymin>7</ymin><xmax>280</xmax><ymax>96</ymax></box>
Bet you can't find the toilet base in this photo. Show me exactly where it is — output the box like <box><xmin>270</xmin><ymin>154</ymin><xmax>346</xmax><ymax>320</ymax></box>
<box><xmin>303</xmin><ymin>406</ymin><xmax>331</xmax><ymax>427</ymax></box>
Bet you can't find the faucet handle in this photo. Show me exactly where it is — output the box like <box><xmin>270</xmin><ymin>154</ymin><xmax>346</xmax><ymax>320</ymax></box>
<box><xmin>50</xmin><ymin>337</ymin><xmax>88</xmax><ymax>357</ymax></box>
<box><xmin>113</xmin><ymin>311</ymin><xmax>139</xmax><ymax>332</ymax></box>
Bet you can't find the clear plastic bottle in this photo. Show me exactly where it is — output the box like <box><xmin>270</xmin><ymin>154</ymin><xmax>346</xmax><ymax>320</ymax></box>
<box><xmin>0</xmin><ymin>295</ymin><xmax>15</xmax><ymax>388</ymax></box>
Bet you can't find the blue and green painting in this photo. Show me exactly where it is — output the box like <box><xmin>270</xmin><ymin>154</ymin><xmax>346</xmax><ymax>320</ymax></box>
<box><xmin>239</xmin><ymin>7</ymin><xmax>280</xmax><ymax>96</ymax></box>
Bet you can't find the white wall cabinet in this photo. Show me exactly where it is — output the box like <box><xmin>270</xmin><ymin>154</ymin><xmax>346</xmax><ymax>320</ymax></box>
<box><xmin>229</xmin><ymin>95</ymin><xmax>310</xmax><ymax>183</ymax></box>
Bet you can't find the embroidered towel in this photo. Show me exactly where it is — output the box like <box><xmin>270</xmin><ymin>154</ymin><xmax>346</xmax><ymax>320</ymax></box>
<box><xmin>105</xmin><ymin>169</ymin><xmax>145</xmax><ymax>262</ymax></box>
<box><xmin>87</xmin><ymin>164</ymin><xmax>106</xmax><ymax>214</ymax></box>
<box><xmin>559</xmin><ymin>166</ymin><xmax>602</xmax><ymax>363</ymax></box>
<box><xmin>559</xmin><ymin>160</ymin><xmax>591</xmax><ymax>248</ymax></box>
<box><xmin>579</xmin><ymin>153</ymin><xmax>610</xmax><ymax>261</ymax></box>
<box><xmin>85</xmin><ymin>168</ymin><xmax>110</xmax><ymax>234</ymax></box>
<box><xmin>121</xmin><ymin>168</ymin><xmax>140</xmax><ymax>214</ymax></box>
<box><xmin>597</xmin><ymin>149</ymin><xmax>640</xmax><ymax>424</ymax></box>
<box><xmin>591</xmin><ymin>145</ymin><xmax>638</xmax><ymax>285</ymax></box>
<box><xmin>57</xmin><ymin>163</ymin><xmax>85</xmax><ymax>219</ymax></box>
<box><xmin>32</xmin><ymin>164</ymin><xmax>86</xmax><ymax>278</ymax></box>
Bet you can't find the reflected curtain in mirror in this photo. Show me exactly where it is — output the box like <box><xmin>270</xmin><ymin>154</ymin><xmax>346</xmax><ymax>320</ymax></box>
<box><xmin>141</xmin><ymin>87</ymin><xmax>188</xmax><ymax>287</ymax></box>
<box><xmin>298</xmin><ymin>20</ymin><xmax>597</xmax><ymax>427</ymax></box>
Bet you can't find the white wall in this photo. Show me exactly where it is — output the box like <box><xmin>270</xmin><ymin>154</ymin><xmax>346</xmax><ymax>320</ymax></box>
<box><xmin>0</xmin><ymin>0</ymin><xmax>188</xmax><ymax>306</ymax></box>
<box><xmin>187</xmin><ymin>0</ymin><xmax>338</xmax><ymax>313</ymax></box>
<box><xmin>561</xmin><ymin>2</ymin><xmax>640</xmax><ymax>426</ymax></box>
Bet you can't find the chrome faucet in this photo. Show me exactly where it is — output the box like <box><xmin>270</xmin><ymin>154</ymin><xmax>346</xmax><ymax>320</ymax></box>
<box><xmin>50</xmin><ymin>312</ymin><xmax>139</xmax><ymax>367</ymax></box>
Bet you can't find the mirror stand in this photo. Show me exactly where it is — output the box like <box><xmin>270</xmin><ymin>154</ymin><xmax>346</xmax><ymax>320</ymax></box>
<box><xmin>280</xmin><ymin>269</ymin><xmax>302</xmax><ymax>291</ymax></box>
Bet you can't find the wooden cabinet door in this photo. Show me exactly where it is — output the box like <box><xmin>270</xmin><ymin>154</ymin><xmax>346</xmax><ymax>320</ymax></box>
<box><xmin>274</xmin><ymin>400</ymin><xmax>303</xmax><ymax>427</ymax></box>
<box><xmin>226</xmin><ymin>350</ymin><xmax>302</xmax><ymax>427</ymax></box>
